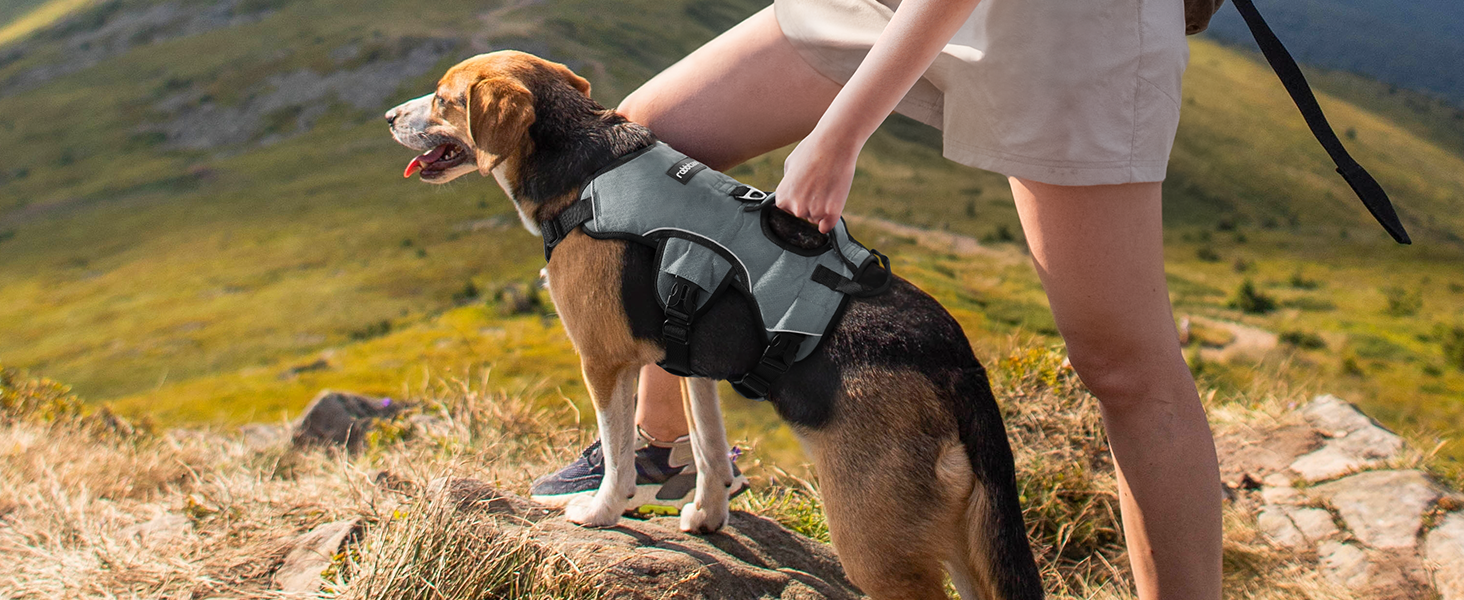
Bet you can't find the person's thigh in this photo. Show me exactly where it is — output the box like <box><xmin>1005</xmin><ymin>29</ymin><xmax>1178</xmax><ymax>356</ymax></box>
<box><xmin>1008</xmin><ymin>177</ymin><xmax>1188</xmax><ymax>397</ymax></box>
<box><xmin>617</xmin><ymin>7</ymin><xmax>842</xmax><ymax>171</ymax></box>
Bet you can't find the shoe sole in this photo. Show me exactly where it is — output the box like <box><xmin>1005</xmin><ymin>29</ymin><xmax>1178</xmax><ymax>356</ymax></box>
<box><xmin>533</xmin><ymin>473</ymin><xmax>751</xmax><ymax>517</ymax></box>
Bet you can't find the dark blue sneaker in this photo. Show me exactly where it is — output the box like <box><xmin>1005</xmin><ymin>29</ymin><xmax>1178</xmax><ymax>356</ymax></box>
<box><xmin>530</xmin><ymin>438</ymin><xmax>748</xmax><ymax>516</ymax></box>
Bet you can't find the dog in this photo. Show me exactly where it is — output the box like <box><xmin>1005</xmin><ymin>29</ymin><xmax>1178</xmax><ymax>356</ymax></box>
<box><xmin>387</xmin><ymin>50</ymin><xmax>1043</xmax><ymax>600</ymax></box>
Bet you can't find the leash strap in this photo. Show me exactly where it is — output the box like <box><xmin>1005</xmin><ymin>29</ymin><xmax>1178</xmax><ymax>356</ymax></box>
<box><xmin>1229</xmin><ymin>0</ymin><xmax>1410</xmax><ymax>244</ymax></box>
<box><xmin>541</xmin><ymin>197</ymin><xmax>596</xmax><ymax>261</ymax></box>
<box><xmin>656</xmin><ymin>276</ymin><xmax>700</xmax><ymax>377</ymax></box>
<box><xmin>730</xmin><ymin>332</ymin><xmax>807</xmax><ymax>400</ymax></box>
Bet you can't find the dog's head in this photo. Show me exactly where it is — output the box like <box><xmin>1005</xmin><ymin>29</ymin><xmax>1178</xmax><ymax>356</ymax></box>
<box><xmin>385</xmin><ymin>50</ymin><xmax>590</xmax><ymax>187</ymax></box>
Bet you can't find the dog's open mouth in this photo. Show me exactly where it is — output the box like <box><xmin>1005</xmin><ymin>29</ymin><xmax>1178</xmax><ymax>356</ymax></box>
<box><xmin>403</xmin><ymin>142</ymin><xmax>469</xmax><ymax>179</ymax></box>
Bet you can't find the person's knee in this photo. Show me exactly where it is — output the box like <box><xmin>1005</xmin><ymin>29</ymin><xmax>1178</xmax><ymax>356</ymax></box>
<box><xmin>1064</xmin><ymin>336</ymin><xmax>1193</xmax><ymax>415</ymax></box>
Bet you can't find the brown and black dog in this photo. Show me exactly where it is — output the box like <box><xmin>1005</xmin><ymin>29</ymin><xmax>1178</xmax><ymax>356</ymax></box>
<box><xmin>386</xmin><ymin>50</ymin><xmax>1043</xmax><ymax>600</ymax></box>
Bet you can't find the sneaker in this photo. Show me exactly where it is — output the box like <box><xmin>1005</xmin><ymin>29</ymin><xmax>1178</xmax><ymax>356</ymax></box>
<box><xmin>530</xmin><ymin>436</ymin><xmax>749</xmax><ymax>516</ymax></box>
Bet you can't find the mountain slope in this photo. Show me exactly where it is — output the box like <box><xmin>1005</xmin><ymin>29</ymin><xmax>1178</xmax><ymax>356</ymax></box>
<box><xmin>0</xmin><ymin>0</ymin><xmax>1461</xmax><ymax>463</ymax></box>
<box><xmin>1203</xmin><ymin>0</ymin><xmax>1464</xmax><ymax>107</ymax></box>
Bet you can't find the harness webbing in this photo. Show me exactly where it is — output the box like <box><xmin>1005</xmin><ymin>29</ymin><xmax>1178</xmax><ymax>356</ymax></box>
<box><xmin>1230</xmin><ymin>0</ymin><xmax>1410</xmax><ymax>245</ymax></box>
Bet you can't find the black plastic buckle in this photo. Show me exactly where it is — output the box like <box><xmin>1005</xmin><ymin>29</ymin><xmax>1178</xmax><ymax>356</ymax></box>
<box><xmin>730</xmin><ymin>333</ymin><xmax>802</xmax><ymax>400</ymax></box>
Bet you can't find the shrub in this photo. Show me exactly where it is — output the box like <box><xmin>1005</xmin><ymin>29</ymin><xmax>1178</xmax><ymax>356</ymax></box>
<box><xmin>1279</xmin><ymin>330</ymin><xmax>1326</xmax><ymax>350</ymax></box>
<box><xmin>1196</xmin><ymin>246</ymin><xmax>1221</xmax><ymax>262</ymax></box>
<box><xmin>1383</xmin><ymin>286</ymin><xmax>1423</xmax><ymax>317</ymax></box>
<box><xmin>1229</xmin><ymin>279</ymin><xmax>1276</xmax><ymax>314</ymax></box>
<box><xmin>1443</xmin><ymin>325</ymin><xmax>1464</xmax><ymax>371</ymax></box>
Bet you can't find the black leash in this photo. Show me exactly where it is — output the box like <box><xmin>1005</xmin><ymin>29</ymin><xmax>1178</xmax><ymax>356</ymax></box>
<box><xmin>1229</xmin><ymin>0</ymin><xmax>1410</xmax><ymax>244</ymax></box>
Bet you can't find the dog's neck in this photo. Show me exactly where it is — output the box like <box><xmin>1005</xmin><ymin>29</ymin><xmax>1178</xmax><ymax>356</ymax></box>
<box><xmin>513</xmin><ymin>84</ymin><xmax>656</xmax><ymax>224</ymax></box>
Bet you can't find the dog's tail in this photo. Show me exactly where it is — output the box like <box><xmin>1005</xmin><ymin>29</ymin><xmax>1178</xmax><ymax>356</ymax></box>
<box><xmin>950</xmin><ymin>367</ymin><xmax>1045</xmax><ymax>600</ymax></box>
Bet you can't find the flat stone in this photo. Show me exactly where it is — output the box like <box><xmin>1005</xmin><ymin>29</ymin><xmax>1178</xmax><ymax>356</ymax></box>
<box><xmin>1216</xmin><ymin>425</ymin><xmax>1321</xmax><ymax>483</ymax></box>
<box><xmin>1302</xmin><ymin>394</ymin><xmax>1375</xmax><ymax>436</ymax></box>
<box><xmin>1426</xmin><ymin>512</ymin><xmax>1464</xmax><ymax>600</ymax></box>
<box><xmin>122</xmin><ymin>512</ymin><xmax>191</xmax><ymax>548</ymax></box>
<box><xmin>1288</xmin><ymin>507</ymin><xmax>1339</xmax><ymax>543</ymax></box>
<box><xmin>1262</xmin><ymin>472</ymin><xmax>1294</xmax><ymax>487</ymax></box>
<box><xmin>1290</xmin><ymin>444</ymin><xmax>1370</xmax><ymax>482</ymax></box>
<box><xmin>274</xmin><ymin>518</ymin><xmax>361</xmax><ymax>594</ymax></box>
<box><xmin>1330</xmin><ymin>423</ymin><xmax>1405</xmax><ymax>461</ymax></box>
<box><xmin>1261</xmin><ymin>486</ymin><xmax>1303</xmax><ymax>505</ymax></box>
<box><xmin>1311</xmin><ymin>470</ymin><xmax>1442</xmax><ymax>549</ymax></box>
<box><xmin>1259</xmin><ymin>506</ymin><xmax>1306</xmax><ymax>548</ymax></box>
<box><xmin>1318</xmin><ymin>541</ymin><xmax>1371</xmax><ymax>589</ymax></box>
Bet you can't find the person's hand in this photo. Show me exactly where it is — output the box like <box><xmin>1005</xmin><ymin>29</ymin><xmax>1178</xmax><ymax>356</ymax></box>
<box><xmin>774</xmin><ymin>130</ymin><xmax>860</xmax><ymax>234</ymax></box>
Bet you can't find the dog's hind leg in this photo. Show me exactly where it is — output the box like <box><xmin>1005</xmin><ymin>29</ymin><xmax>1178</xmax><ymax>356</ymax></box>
<box><xmin>679</xmin><ymin>376</ymin><xmax>732</xmax><ymax>533</ymax></box>
<box><xmin>564</xmin><ymin>363</ymin><xmax>640</xmax><ymax>527</ymax></box>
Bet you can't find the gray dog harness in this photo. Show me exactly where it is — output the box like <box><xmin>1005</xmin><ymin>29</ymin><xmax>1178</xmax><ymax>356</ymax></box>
<box><xmin>540</xmin><ymin>142</ymin><xmax>891</xmax><ymax>399</ymax></box>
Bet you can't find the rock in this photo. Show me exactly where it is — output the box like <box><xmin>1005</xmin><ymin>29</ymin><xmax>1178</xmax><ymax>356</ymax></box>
<box><xmin>426</xmin><ymin>478</ymin><xmax>863</xmax><ymax>599</ymax></box>
<box><xmin>1289</xmin><ymin>423</ymin><xmax>1404</xmax><ymax>482</ymax></box>
<box><xmin>1216</xmin><ymin>424</ymin><xmax>1321</xmax><ymax>484</ymax></box>
<box><xmin>1426</xmin><ymin>512</ymin><xmax>1464</xmax><ymax>600</ymax></box>
<box><xmin>1259</xmin><ymin>506</ymin><xmax>1306</xmax><ymax>548</ymax></box>
<box><xmin>1261</xmin><ymin>485</ymin><xmax>1303</xmax><ymax>505</ymax></box>
<box><xmin>1289</xmin><ymin>445</ymin><xmax>1370</xmax><ymax>482</ymax></box>
<box><xmin>274</xmin><ymin>518</ymin><xmax>361</xmax><ymax>595</ymax></box>
<box><xmin>1311</xmin><ymin>470</ymin><xmax>1442</xmax><ymax>549</ymax></box>
<box><xmin>291</xmin><ymin>390</ymin><xmax>404</xmax><ymax>452</ymax></box>
<box><xmin>1302</xmin><ymin>394</ymin><xmax>1376</xmax><ymax>437</ymax></box>
<box><xmin>1318</xmin><ymin>541</ymin><xmax>1371</xmax><ymax>589</ymax></box>
<box><xmin>1258</xmin><ymin>505</ymin><xmax>1338</xmax><ymax>548</ymax></box>
<box><xmin>122</xmin><ymin>512</ymin><xmax>191</xmax><ymax>548</ymax></box>
<box><xmin>1288</xmin><ymin>507</ymin><xmax>1340</xmax><ymax>543</ymax></box>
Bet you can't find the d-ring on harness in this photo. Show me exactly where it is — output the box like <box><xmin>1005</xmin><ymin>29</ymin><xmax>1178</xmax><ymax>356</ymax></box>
<box><xmin>539</xmin><ymin>142</ymin><xmax>892</xmax><ymax>399</ymax></box>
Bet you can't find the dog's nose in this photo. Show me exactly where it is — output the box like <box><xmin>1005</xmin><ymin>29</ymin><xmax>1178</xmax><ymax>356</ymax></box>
<box><xmin>384</xmin><ymin>109</ymin><xmax>398</xmax><ymax>126</ymax></box>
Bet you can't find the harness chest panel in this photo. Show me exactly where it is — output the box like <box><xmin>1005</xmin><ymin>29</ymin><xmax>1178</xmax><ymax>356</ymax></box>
<box><xmin>542</xmin><ymin>142</ymin><xmax>890</xmax><ymax>398</ymax></box>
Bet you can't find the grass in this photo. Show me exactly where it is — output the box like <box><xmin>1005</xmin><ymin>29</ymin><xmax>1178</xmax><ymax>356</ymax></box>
<box><xmin>1</xmin><ymin>349</ymin><xmax>1391</xmax><ymax>599</ymax></box>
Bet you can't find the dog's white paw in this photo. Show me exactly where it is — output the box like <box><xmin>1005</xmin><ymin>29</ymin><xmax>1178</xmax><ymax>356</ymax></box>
<box><xmin>565</xmin><ymin>495</ymin><xmax>622</xmax><ymax>528</ymax></box>
<box><xmin>680</xmin><ymin>499</ymin><xmax>728</xmax><ymax>534</ymax></box>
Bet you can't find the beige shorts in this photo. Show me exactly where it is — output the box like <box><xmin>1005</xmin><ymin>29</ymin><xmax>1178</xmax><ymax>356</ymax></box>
<box><xmin>773</xmin><ymin>0</ymin><xmax>1189</xmax><ymax>185</ymax></box>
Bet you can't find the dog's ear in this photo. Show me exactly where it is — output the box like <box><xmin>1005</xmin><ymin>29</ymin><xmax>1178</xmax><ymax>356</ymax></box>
<box><xmin>467</xmin><ymin>76</ymin><xmax>536</xmax><ymax>176</ymax></box>
<box><xmin>551</xmin><ymin>62</ymin><xmax>592</xmax><ymax>97</ymax></box>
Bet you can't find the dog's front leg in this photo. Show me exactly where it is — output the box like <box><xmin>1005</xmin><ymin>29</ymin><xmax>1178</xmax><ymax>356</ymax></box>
<box><xmin>564</xmin><ymin>363</ymin><xmax>639</xmax><ymax>528</ymax></box>
<box><xmin>679</xmin><ymin>376</ymin><xmax>732</xmax><ymax>533</ymax></box>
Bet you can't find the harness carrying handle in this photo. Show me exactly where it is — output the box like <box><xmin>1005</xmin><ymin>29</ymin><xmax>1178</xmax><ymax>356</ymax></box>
<box><xmin>1229</xmin><ymin>0</ymin><xmax>1410</xmax><ymax>245</ymax></box>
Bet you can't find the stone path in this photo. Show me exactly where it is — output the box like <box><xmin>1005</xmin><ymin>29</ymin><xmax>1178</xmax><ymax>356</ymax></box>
<box><xmin>1218</xmin><ymin>394</ymin><xmax>1463</xmax><ymax>599</ymax></box>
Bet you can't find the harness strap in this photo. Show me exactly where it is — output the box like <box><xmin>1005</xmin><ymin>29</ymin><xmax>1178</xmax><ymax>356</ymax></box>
<box><xmin>1230</xmin><ymin>0</ymin><xmax>1410</xmax><ymax>245</ymax></box>
<box><xmin>812</xmin><ymin>249</ymin><xmax>893</xmax><ymax>298</ymax></box>
<box><xmin>541</xmin><ymin>197</ymin><xmax>596</xmax><ymax>261</ymax></box>
<box><xmin>656</xmin><ymin>276</ymin><xmax>700</xmax><ymax>378</ymax></box>
<box><xmin>730</xmin><ymin>332</ymin><xmax>808</xmax><ymax>400</ymax></box>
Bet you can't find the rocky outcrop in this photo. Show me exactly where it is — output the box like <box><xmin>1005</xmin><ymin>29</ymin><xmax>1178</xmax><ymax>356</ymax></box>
<box><xmin>426</xmin><ymin>478</ymin><xmax>862</xmax><ymax>600</ymax></box>
<box><xmin>1219</xmin><ymin>394</ymin><xmax>1463</xmax><ymax>599</ymax></box>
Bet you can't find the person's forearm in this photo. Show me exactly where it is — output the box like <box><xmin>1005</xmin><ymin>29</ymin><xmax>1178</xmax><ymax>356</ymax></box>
<box><xmin>814</xmin><ymin>0</ymin><xmax>982</xmax><ymax>148</ymax></box>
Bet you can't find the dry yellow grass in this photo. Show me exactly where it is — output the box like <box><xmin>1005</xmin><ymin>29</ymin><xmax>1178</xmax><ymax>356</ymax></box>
<box><xmin>0</xmin><ymin>360</ymin><xmax>1394</xmax><ymax>599</ymax></box>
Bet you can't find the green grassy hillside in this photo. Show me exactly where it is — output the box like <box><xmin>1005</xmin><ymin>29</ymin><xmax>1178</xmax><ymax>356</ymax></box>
<box><xmin>0</xmin><ymin>0</ymin><xmax>1461</xmax><ymax>468</ymax></box>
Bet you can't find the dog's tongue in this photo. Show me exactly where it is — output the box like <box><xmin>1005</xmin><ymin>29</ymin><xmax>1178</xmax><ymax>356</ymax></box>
<box><xmin>403</xmin><ymin>144</ymin><xmax>449</xmax><ymax>178</ymax></box>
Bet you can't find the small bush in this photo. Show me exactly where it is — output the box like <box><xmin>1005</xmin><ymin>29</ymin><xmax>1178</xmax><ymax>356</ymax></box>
<box><xmin>1229</xmin><ymin>280</ymin><xmax>1276</xmax><ymax>314</ymax></box>
<box><xmin>1383</xmin><ymin>286</ymin><xmax>1423</xmax><ymax>317</ymax></box>
<box><xmin>1287</xmin><ymin>270</ymin><xmax>1321</xmax><ymax>289</ymax></box>
<box><xmin>1442</xmin><ymin>325</ymin><xmax>1464</xmax><ymax>371</ymax></box>
<box><xmin>1279</xmin><ymin>330</ymin><xmax>1326</xmax><ymax>350</ymax></box>
<box><xmin>348</xmin><ymin>319</ymin><xmax>393</xmax><ymax>341</ymax></box>
<box><xmin>1196</xmin><ymin>246</ymin><xmax>1221</xmax><ymax>262</ymax></box>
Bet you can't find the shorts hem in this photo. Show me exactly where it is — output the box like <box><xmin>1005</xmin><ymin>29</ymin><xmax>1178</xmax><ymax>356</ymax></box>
<box><xmin>942</xmin><ymin>139</ymin><xmax>1170</xmax><ymax>186</ymax></box>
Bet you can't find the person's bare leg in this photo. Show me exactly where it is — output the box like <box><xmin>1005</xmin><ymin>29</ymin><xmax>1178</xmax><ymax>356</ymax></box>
<box><xmin>1010</xmin><ymin>177</ymin><xmax>1222</xmax><ymax>600</ymax></box>
<box><xmin>619</xmin><ymin>7</ymin><xmax>843</xmax><ymax>440</ymax></box>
